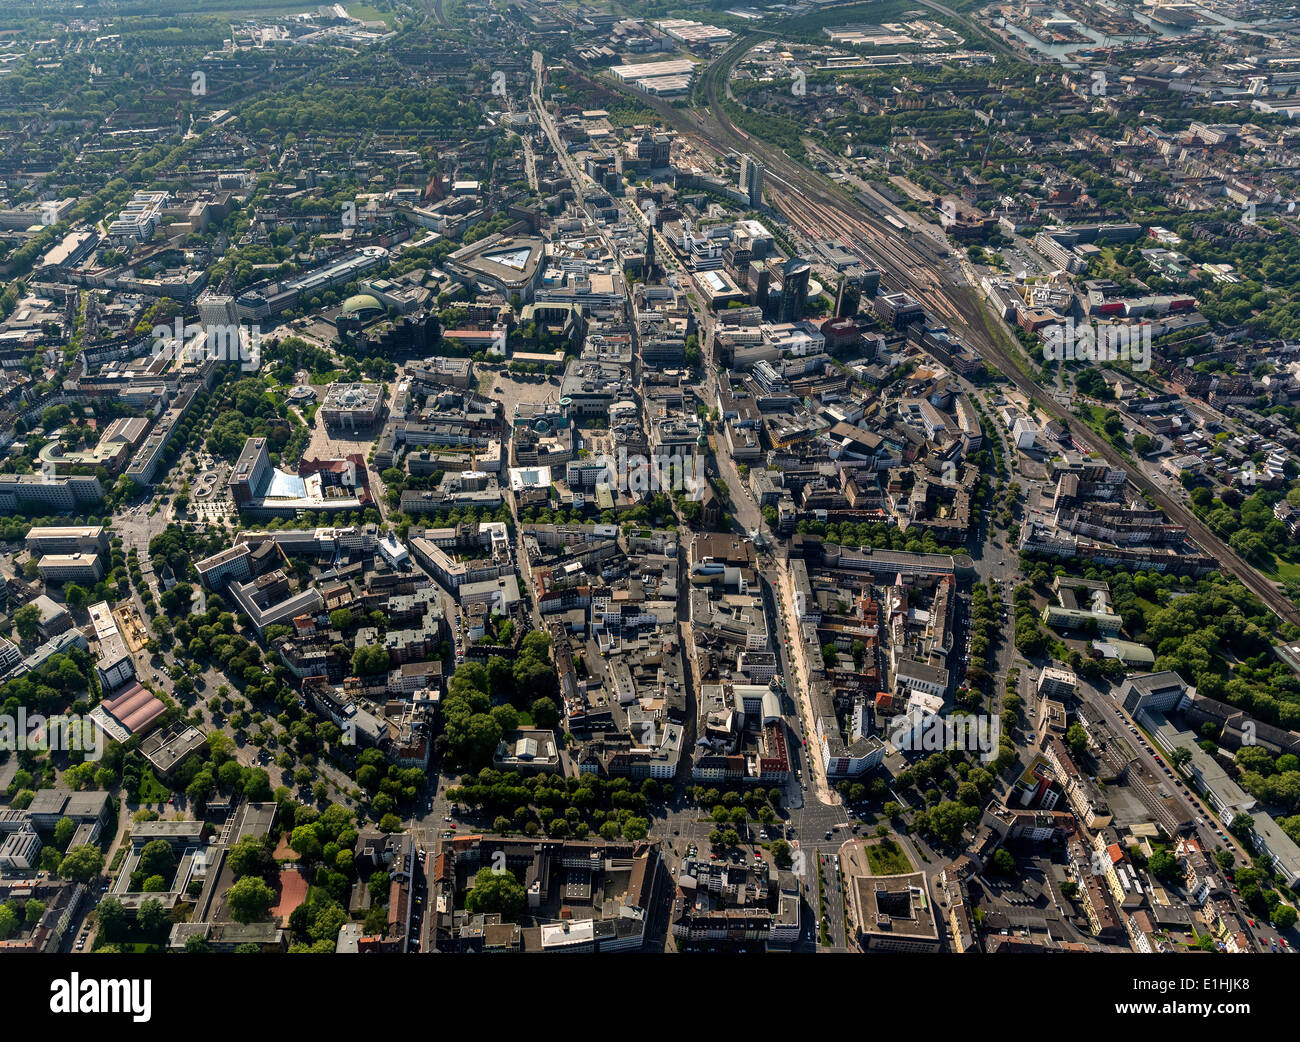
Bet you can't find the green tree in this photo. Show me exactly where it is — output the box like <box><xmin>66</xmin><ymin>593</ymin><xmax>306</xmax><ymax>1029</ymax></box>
<box><xmin>58</xmin><ymin>844</ymin><xmax>105</xmax><ymax>883</ymax></box>
<box><xmin>95</xmin><ymin>897</ymin><xmax>126</xmax><ymax>940</ymax></box>
<box><xmin>53</xmin><ymin>817</ymin><xmax>77</xmax><ymax>852</ymax></box>
<box><xmin>990</xmin><ymin>848</ymin><xmax>1016</xmax><ymax>875</ymax></box>
<box><xmin>14</xmin><ymin>603</ymin><xmax>41</xmax><ymax>643</ymax></box>
<box><xmin>138</xmin><ymin>898</ymin><xmax>168</xmax><ymax>935</ymax></box>
<box><xmin>227</xmin><ymin>876</ymin><xmax>276</xmax><ymax>923</ymax></box>
<box><xmin>1229</xmin><ymin>813</ymin><xmax>1255</xmax><ymax>841</ymax></box>
<box><xmin>531</xmin><ymin>697</ymin><xmax>560</xmax><ymax>730</ymax></box>
<box><xmin>138</xmin><ymin>839</ymin><xmax>177</xmax><ymax>880</ymax></box>
<box><xmin>491</xmin><ymin>703</ymin><xmax>520</xmax><ymax>733</ymax></box>
<box><xmin>227</xmin><ymin>835</ymin><xmax>274</xmax><ymax>879</ymax></box>
<box><xmin>308</xmin><ymin>901</ymin><xmax>348</xmax><ymax>943</ymax></box>
<box><xmin>1147</xmin><ymin>850</ymin><xmax>1180</xmax><ymax>883</ymax></box>
<box><xmin>289</xmin><ymin>825</ymin><xmax>323</xmax><ymax>862</ymax></box>
<box><xmin>925</xmin><ymin>801</ymin><xmax>975</xmax><ymax>846</ymax></box>
<box><xmin>465</xmin><ymin>868</ymin><xmax>526</xmax><ymax>919</ymax></box>
<box><xmin>363</xmin><ymin>904</ymin><xmax>388</xmax><ymax>934</ymax></box>
<box><xmin>244</xmin><ymin>768</ymin><xmax>273</xmax><ymax>802</ymax></box>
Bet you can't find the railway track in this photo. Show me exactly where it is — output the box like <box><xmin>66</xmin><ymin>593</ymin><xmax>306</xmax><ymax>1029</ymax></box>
<box><xmin>559</xmin><ymin>45</ymin><xmax>1300</xmax><ymax>628</ymax></box>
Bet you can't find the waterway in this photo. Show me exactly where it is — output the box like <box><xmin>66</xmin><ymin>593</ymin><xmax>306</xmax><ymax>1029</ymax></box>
<box><xmin>998</xmin><ymin>4</ymin><xmax>1259</xmax><ymax>60</ymax></box>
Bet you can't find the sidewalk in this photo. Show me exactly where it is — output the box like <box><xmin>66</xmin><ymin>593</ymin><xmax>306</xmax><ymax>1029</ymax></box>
<box><xmin>774</xmin><ymin>556</ymin><xmax>837</xmax><ymax>807</ymax></box>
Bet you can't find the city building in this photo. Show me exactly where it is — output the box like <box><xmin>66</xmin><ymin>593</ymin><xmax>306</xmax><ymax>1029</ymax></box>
<box><xmin>849</xmin><ymin>871</ymin><xmax>941</xmax><ymax>952</ymax></box>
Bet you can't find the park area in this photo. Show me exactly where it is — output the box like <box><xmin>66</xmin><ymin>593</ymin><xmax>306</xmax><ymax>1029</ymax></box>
<box><xmin>864</xmin><ymin>837</ymin><xmax>913</xmax><ymax>876</ymax></box>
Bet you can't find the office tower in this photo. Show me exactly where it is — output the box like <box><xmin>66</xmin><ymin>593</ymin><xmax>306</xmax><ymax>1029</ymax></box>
<box><xmin>739</xmin><ymin>154</ymin><xmax>764</xmax><ymax>207</ymax></box>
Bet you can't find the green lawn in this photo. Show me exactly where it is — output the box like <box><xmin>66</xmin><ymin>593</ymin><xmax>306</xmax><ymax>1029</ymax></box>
<box><xmin>979</xmin><ymin>307</ymin><xmax>1037</xmax><ymax>381</ymax></box>
<box><xmin>109</xmin><ymin>834</ymin><xmax>131</xmax><ymax>872</ymax></box>
<box><xmin>1259</xmin><ymin>554</ymin><xmax>1300</xmax><ymax>583</ymax></box>
<box><xmin>348</xmin><ymin>3</ymin><xmax>396</xmax><ymax>27</ymax></box>
<box><xmin>865</xmin><ymin>838</ymin><xmax>913</xmax><ymax>876</ymax></box>
<box><xmin>1073</xmin><ymin>404</ymin><xmax>1134</xmax><ymax>461</ymax></box>
<box><xmin>135</xmin><ymin>770</ymin><xmax>171</xmax><ymax>803</ymax></box>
